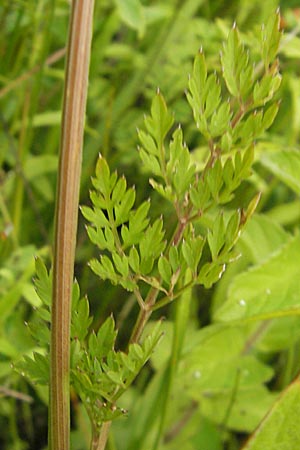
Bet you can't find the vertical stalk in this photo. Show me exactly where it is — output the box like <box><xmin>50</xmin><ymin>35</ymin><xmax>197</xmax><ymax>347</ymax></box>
<box><xmin>151</xmin><ymin>271</ymin><xmax>192</xmax><ymax>450</ymax></box>
<box><xmin>50</xmin><ymin>1</ymin><xmax>94</xmax><ymax>449</ymax></box>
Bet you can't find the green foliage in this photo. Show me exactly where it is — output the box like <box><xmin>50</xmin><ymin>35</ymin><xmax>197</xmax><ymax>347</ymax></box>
<box><xmin>72</xmin><ymin>317</ymin><xmax>162</xmax><ymax>426</ymax></box>
<box><xmin>215</xmin><ymin>234</ymin><xmax>300</xmax><ymax>322</ymax></box>
<box><xmin>84</xmin><ymin>10</ymin><xmax>281</xmax><ymax>312</ymax></box>
<box><xmin>16</xmin><ymin>258</ymin><xmax>162</xmax><ymax>431</ymax></box>
<box><xmin>242</xmin><ymin>379</ymin><xmax>300</xmax><ymax>450</ymax></box>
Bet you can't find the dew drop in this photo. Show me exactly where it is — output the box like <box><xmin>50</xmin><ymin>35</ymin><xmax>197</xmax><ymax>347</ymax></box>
<box><xmin>266</xmin><ymin>288</ymin><xmax>271</xmax><ymax>295</ymax></box>
<box><xmin>194</xmin><ymin>370</ymin><xmax>201</xmax><ymax>379</ymax></box>
<box><xmin>21</xmin><ymin>371</ymin><xmax>25</xmax><ymax>377</ymax></box>
<box><xmin>239</xmin><ymin>299</ymin><xmax>246</xmax><ymax>307</ymax></box>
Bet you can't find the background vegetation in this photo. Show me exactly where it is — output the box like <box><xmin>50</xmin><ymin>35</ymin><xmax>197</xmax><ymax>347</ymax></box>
<box><xmin>1</xmin><ymin>0</ymin><xmax>300</xmax><ymax>449</ymax></box>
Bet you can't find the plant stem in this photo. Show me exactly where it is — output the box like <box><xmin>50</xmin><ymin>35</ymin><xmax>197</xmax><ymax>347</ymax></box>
<box><xmin>49</xmin><ymin>1</ymin><xmax>94</xmax><ymax>449</ymax></box>
<box><xmin>151</xmin><ymin>271</ymin><xmax>192</xmax><ymax>450</ymax></box>
<box><xmin>129</xmin><ymin>216</ymin><xmax>189</xmax><ymax>344</ymax></box>
<box><xmin>12</xmin><ymin>0</ymin><xmax>55</xmax><ymax>242</ymax></box>
<box><xmin>129</xmin><ymin>288</ymin><xmax>159</xmax><ymax>344</ymax></box>
<box><xmin>92</xmin><ymin>422</ymin><xmax>111</xmax><ymax>450</ymax></box>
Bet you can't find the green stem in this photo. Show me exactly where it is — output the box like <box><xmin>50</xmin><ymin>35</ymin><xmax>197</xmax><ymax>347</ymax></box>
<box><xmin>151</xmin><ymin>270</ymin><xmax>193</xmax><ymax>450</ymax></box>
<box><xmin>12</xmin><ymin>0</ymin><xmax>55</xmax><ymax>241</ymax></box>
<box><xmin>129</xmin><ymin>288</ymin><xmax>159</xmax><ymax>344</ymax></box>
<box><xmin>129</xmin><ymin>213</ymin><xmax>190</xmax><ymax>344</ymax></box>
<box><xmin>50</xmin><ymin>1</ymin><xmax>94</xmax><ymax>449</ymax></box>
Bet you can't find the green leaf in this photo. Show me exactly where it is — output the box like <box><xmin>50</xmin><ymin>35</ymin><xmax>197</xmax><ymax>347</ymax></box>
<box><xmin>104</xmin><ymin>228</ymin><xmax>115</xmax><ymax>251</ymax></box>
<box><xmin>206</xmin><ymin>159</ymin><xmax>223</xmax><ymax>200</ymax></box>
<box><xmin>182</xmin><ymin>236</ymin><xmax>204</xmax><ymax>274</ymax></box>
<box><xmin>89</xmin><ymin>190</ymin><xmax>107</xmax><ymax>210</ymax></box>
<box><xmin>198</xmin><ymin>262</ymin><xmax>226</xmax><ymax>289</ymax></box>
<box><xmin>260</xmin><ymin>149</ymin><xmax>300</xmax><ymax>195</ymax></box>
<box><xmin>144</xmin><ymin>91</ymin><xmax>174</xmax><ymax>153</ymax></box>
<box><xmin>242</xmin><ymin>379</ymin><xmax>300</xmax><ymax>450</ymax></box>
<box><xmin>207</xmin><ymin>213</ymin><xmax>225</xmax><ymax>261</ymax></box>
<box><xmin>201</xmin><ymin>386</ymin><xmax>276</xmax><ymax>433</ymax></box>
<box><xmin>221</xmin><ymin>211</ymin><xmax>240</xmax><ymax>254</ymax></box>
<box><xmin>223</xmin><ymin>157</ymin><xmax>234</xmax><ymax>187</ymax></box>
<box><xmin>149</xmin><ymin>179</ymin><xmax>174</xmax><ymax>202</ymax></box>
<box><xmin>112</xmin><ymin>252</ymin><xmax>129</xmax><ymax>278</ymax></box>
<box><xmin>28</xmin><ymin>319</ymin><xmax>50</xmax><ymax>346</ymax></box>
<box><xmin>111</xmin><ymin>176</ymin><xmax>127</xmax><ymax>206</ymax></box>
<box><xmin>192</xmin><ymin>49</ymin><xmax>207</xmax><ymax>96</ymax></box>
<box><xmin>115</xmin><ymin>0</ymin><xmax>145</xmax><ymax>37</ymax></box>
<box><xmin>169</xmin><ymin>245</ymin><xmax>180</xmax><ymax>272</ymax></box>
<box><xmin>158</xmin><ymin>255</ymin><xmax>172</xmax><ymax>285</ymax></box>
<box><xmin>190</xmin><ymin>179</ymin><xmax>211</xmax><ymax>211</ymax></box>
<box><xmin>204</xmin><ymin>73</ymin><xmax>221</xmax><ymax>118</ymax></box>
<box><xmin>137</xmin><ymin>129</ymin><xmax>158</xmax><ymax>156</ymax></box>
<box><xmin>121</xmin><ymin>201</ymin><xmax>151</xmax><ymax>248</ymax></box>
<box><xmin>256</xmin><ymin>316</ymin><xmax>300</xmax><ymax>353</ymax></box>
<box><xmin>165</xmin><ymin>126</ymin><xmax>195</xmax><ymax>197</ymax></box>
<box><xmin>17</xmin><ymin>352</ymin><xmax>49</xmax><ymax>385</ymax></box>
<box><xmin>221</xmin><ymin>132</ymin><xmax>233</xmax><ymax>153</ymax></box>
<box><xmin>34</xmin><ymin>257</ymin><xmax>51</xmax><ymax>307</ymax></box>
<box><xmin>260</xmin><ymin>10</ymin><xmax>281</xmax><ymax>69</ymax></box>
<box><xmin>86</xmin><ymin>225</ymin><xmax>107</xmax><ymax>250</ymax></box>
<box><xmin>72</xmin><ymin>297</ymin><xmax>93</xmax><ymax>341</ymax></box>
<box><xmin>214</xmin><ymin>234</ymin><xmax>300</xmax><ymax>322</ymax></box>
<box><xmin>128</xmin><ymin>201</ymin><xmax>151</xmax><ymax>236</ymax></box>
<box><xmin>139</xmin><ymin>148</ymin><xmax>161</xmax><ymax>176</ymax></box>
<box><xmin>187</xmin><ymin>50</ymin><xmax>210</xmax><ymax>137</ymax></box>
<box><xmin>238</xmin><ymin>214</ymin><xmax>289</xmax><ymax>264</ymax></box>
<box><xmin>139</xmin><ymin>218</ymin><xmax>166</xmax><ymax>266</ymax></box>
<box><xmin>114</xmin><ymin>187</ymin><xmax>136</xmax><ymax>226</ymax></box>
<box><xmin>90</xmin><ymin>256</ymin><xmax>118</xmax><ymax>285</ymax></box>
<box><xmin>90</xmin><ymin>316</ymin><xmax>117</xmax><ymax>360</ymax></box>
<box><xmin>94</xmin><ymin>155</ymin><xmax>111</xmax><ymax>197</ymax></box>
<box><xmin>179</xmin><ymin>325</ymin><xmax>274</xmax><ymax>431</ymax></box>
<box><xmin>253</xmin><ymin>74</ymin><xmax>281</xmax><ymax>106</ymax></box>
<box><xmin>262</xmin><ymin>102</ymin><xmax>279</xmax><ymax>130</ymax></box>
<box><xmin>129</xmin><ymin>246</ymin><xmax>140</xmax><ymax>273</ymax></box>
<box><xmin>209</xmin><ymin>102</ymin><xmax>232</xmax><ymax>137</ymax></box>
<box><xmin>221</xmin><ymin>24</ymin><xmax>250</xmax><ymax>99</ymax></box>
<box><xmin>239</xmin><ymin>63</ymin><xmax>254</xmax><ymax>99</ymax></box>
